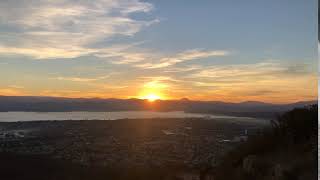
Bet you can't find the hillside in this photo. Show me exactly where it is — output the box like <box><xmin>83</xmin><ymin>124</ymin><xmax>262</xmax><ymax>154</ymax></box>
<box><xmin>213</xmin><ymin>105</ymin><xmax>318</xmax><ymax>180</ymax></box>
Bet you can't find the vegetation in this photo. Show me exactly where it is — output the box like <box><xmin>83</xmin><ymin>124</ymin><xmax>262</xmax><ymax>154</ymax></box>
<box><xmin>213</xmin><ymin>105</ymin><xmax>317</xmax><ymax>180</ymax></box>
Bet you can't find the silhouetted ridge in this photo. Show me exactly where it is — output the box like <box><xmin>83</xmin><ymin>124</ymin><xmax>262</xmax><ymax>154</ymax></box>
<box><xmin>0</xmin><ymin>96</ymin><xmax>316</xmax><ymax>118</ymax></box>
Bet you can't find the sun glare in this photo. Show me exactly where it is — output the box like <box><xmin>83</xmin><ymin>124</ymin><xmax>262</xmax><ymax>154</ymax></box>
<box><xmin>142</xmin><ymin>93</ymin><xmax>161</xmax><ymax>102</ymax></box>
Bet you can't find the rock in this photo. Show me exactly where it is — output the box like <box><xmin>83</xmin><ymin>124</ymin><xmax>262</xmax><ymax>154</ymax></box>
<box><xmin>242</xmin><ymin>155</ymin><xmax>258</xmax><ymax>175</ymax></box>
<box><xmin>175</xmin><ymin>171</ymin><xmax>200</xmax><ymax>180</ymax></box>
<box><xmin>272</xmin><ymin>164</ymin><xmax>284</xmax><ymax>180</ymax></box>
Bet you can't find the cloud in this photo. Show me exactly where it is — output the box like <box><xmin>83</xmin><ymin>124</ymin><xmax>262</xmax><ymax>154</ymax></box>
<box><xmin>176</xmin><ymin>62</ymin><xmax>316</xmax><ymax>102</ymax></box>
<box><xmin>0</xmin><ymin>46</ymin><xmax>95</xmax><ymax>59</ymax></box>
<box><xmin>139</xmin><ymin>76</ymin><xmax>181</xmax><ymax>82</ymax></box>
<box><xmin>0</xmin><ymin>0</ymin><xmax>157</xmax><ymax>59</ymax></box>
<box><xmin>101</xmin><ymin>85</ymin><xmax>128</xmax><ymax>89</ymax></box>
<box><xmin>133</xmin><ymin>49</ymin><xmax>229</xmax><ymax>69</ymax></box>
<box><xmin>39</xmin><ymin>86</ymin><xmax>130</xmax><ymax>98</ymax></box>
<box><xmin>55</xmin><ymin>77</ymin><xmax>98</xmax><ymax>82</ymax></box>
<box><xmin>190</xmin><ymin>62</ymin><xmax>313</xmax><ymax>80</ymax></box>
<box><xmin>8</xmin><ymin>85</ymin><xmax>24</xmax><ymax>89</ymax></box>
<box><xmin>241</xmin><ymin>90</ymin><xmax>280</xmax><ymax>96</ymax></box>
<box><xmin>97</xmin><ymin>48</ymin><xmax>151</xmax><ymax>64</ymax></box>
<box><xmin>54</xmin><ymin>75</ymin><xmax>110</xmax><ymax>82</ymax></box>
<box><xmin>0</xmin><ymin>85</ymin><xmax>26</xmax><ymax>96</ymax></box>
<box><xmin>163</xmin><ymin>65</ymin><xmax>202</xmax><ymax>73</ymax></box>
<box><xmin>0</xmin><ymin>0</ymin><xmax>228</xmax><ymax>70</ymax></box>
<box><xmin>94</xmin><ymin>47</ymin><xmax>229</xmax><ymax>69</ymax></box>
<box><xmin>0</xmin><ymin>88</ymin><xmax>24</xmax><ymax>96</ymax></box>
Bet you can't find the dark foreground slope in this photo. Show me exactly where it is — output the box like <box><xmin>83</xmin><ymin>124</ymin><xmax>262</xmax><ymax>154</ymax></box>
<box><xmin>0</xmin><ymin>153</ymin><xmax>106</xmax><ymax>180</ymax></box>
<box><xmin>0</xmin><ymin>117</ymin><xmax>261</xmax><ymax>180</ymax></box>
<box><xmin>0</xmin><ymin>153</ymin><xmax>173</xmax><ymax>180</ymax></box>
<box><xmin>0</xmin><ymin>106</ymin><xmax>317</xmax><ymax>180</ymax></box>
<box><xmin>213</xmin><ymin>105</ymin><xmax>318</xmax><ymax>180</ymax></box>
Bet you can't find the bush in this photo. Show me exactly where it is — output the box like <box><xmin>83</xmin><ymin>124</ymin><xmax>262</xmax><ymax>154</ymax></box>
<box><xmin>213</xmin><ymin>105</ymin><xmax>318</xmax><ymax>180</ymax></box>
<box><xmin>271</xmin><ymin>104</ymin><xmax>317</xmax><ymax>145</ymax></box>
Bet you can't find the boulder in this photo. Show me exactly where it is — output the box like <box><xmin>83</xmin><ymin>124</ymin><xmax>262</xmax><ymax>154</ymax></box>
<box><xmin>242</xmin><ymin>155</ymin><xmax>258</xmax><ymax>175</ymax></box>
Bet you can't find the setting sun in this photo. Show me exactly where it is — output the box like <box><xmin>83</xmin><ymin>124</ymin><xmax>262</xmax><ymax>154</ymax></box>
<box><xmin>0</xmin><ymin>1</ymin><xmax>317</xmax><ymax>179</ymax></box>
<box><xmin>142</xmin><ymin>93</ymin><xmax>161</xmax><ymax>102</ymax></box>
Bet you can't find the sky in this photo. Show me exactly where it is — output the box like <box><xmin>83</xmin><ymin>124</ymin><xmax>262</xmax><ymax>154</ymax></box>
<box><xmin>0</xmin><ymin>0</ymin><xmax>317</xmax><ymax>103</ymax></box>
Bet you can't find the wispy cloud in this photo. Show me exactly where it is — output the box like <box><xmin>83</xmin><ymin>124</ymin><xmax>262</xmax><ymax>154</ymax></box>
<box><xmin>39</xmin><ymin>86</ymin><xmax>130</xmax><ymax>98</ymax></box>
<box><xmin>163</xmin><ymin>65</ymin><xmax>202</xmax><ymax>73</ymax></box>
<box><xmin>0</xmin><ymin>88</ymin><xmax>24</xmax><ymax>96</ymax></box>
<box><xmin>176</xmin><ymin>62</ymin><xmax>317</xmax><ymax>102</ymax></box>
<box><xmin>133</xmin><ymin>49</ymin><xmax>229</xmax><ymax>69</ymax></box>
<box><xmin>0</xmin><ymin>0</ymin><xmax>229</xmax><ymax>71</ymax></box>
<box><xmin>94</xmin><ymin>47</ymin><xmax>229</xmax><ymax>69</ymax></box>
<box><xmin>190</xmin><ymin>62</ymin><xmax>313</xmax><ymax>80</ymax></box>
<box><xmin>0</xmin><ymin>0</ymin><xmax>157</xmax><ymax>59</ymax></box>
<box><xmin>54</xmin><ymin>75</ymin><xmax>111</xmax><ymax>82</ymax></box>
<box><xmin>8</xmin><ymin>85</ymin><xmax>24</xmax><ymax>89</ymax></box>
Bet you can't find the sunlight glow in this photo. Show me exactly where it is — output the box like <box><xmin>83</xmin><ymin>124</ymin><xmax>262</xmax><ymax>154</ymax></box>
<box><xmin>142</xmin><ymin>93</ymin><xmax>161</xmax><ymax>102</ymax></box>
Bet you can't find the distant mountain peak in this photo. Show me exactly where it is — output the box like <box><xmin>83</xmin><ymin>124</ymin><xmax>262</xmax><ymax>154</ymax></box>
<box><xmin>239</xmin><ymin>101</ymin><xmax>271</xmax><ymax>105</ymax></box>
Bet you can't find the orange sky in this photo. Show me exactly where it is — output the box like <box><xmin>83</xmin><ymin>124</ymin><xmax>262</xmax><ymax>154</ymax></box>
<box><xmin>0</xmin><ymin>0</ymin><xmax>317</xmax><ymax>104</ymax></box>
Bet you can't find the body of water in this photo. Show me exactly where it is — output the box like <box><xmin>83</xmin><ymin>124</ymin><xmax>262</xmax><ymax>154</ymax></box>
<box><xmin>0</xmin><ymin>111</ymin><xmax>265</xmax><ymax>123</ymax></box>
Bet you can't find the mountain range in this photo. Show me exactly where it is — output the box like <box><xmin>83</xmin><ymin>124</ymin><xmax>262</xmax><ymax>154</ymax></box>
<box><xmin>0</xmin><ymin>96</ymin><xmax>316</xmax><ymax>119</ymax></box>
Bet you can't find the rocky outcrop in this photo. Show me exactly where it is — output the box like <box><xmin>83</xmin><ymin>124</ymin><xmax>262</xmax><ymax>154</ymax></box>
<box><xmin>242</xmin><ymin>155</ymin><xmax>258</xmax><ymax>175</ymax></box>
<box><xmin>271</xmin><ymin>164</ymin><xmax>285</xmax><ymax>180</ymax></box>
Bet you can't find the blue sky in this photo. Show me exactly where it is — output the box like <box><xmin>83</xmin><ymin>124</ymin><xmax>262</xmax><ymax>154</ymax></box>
<box><xmin>0</xmin><ymin>0</ymin><xmax>317</xmax><ymax>103</ymax></box>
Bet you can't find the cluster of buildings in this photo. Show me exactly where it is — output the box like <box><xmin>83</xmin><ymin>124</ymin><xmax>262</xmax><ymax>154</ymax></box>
<box><xmin>0</xmin><ymin>119</ymin><xmax>260</xmax><ymax>173</ymax></box>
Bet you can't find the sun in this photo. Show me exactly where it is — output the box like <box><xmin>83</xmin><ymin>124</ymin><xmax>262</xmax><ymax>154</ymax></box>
<box><xmin>142</xmin><ymin>93</ymin><xmax>161</xmax><ymax>102</ymax></box>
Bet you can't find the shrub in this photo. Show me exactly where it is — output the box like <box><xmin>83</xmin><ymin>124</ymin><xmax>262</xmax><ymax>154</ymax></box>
<box><xmin>271</xmin><ymin>104</ymin><xmax>317</xmax><ymax>145</ymax></box>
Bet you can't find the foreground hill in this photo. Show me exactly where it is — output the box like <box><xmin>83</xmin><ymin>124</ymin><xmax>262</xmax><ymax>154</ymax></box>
<box><xmin>0</xmin><ymin>96</ymin><xmax>316</xmax><ymax>118</ymax></box>
<box><xmin>0</xmin><ymin>117</ymin><xmax>262</xmax><ymax>180</ymax></box>
<box><xmin>0</xmin><ymin>105</ymin><xmax>316</xmax><ymax>180</ymax></box>
<box><xmin>213</xmin><ymin>105</ymin><xmax>317</xmax><ymax>180</ymax></box>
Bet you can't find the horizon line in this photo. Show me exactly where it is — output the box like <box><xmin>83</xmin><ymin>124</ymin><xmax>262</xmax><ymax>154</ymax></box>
<box><xmin>0</xmin><ymin>95</ymin><xmax>316</xmax><ymax>105</ymax></box>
